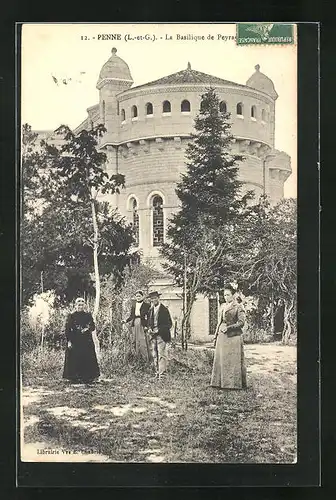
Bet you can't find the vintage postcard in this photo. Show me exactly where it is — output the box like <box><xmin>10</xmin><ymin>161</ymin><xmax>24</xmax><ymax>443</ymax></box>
<box><xmin>20</xmin><ymin>23</ymin><xmax>298</xmax><ymax>465</ymax></box>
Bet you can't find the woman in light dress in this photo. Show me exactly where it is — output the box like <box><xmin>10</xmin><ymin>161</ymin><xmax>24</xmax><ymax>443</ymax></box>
<box><xmin>210</xmin><ymin>284</ymin><xmax>247</xmax><ymax>390</ymax></box>
<box><xmin>123</xmin><ymin>290</ymin><xmax>151</xmax><ymax>362</ymax></box>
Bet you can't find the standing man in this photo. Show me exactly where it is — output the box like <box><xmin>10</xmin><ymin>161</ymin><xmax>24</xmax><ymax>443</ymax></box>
<box><xmin>147</xmin><ymin>291</ymin><xmax>172</xmax><ymax>380</ymax></box>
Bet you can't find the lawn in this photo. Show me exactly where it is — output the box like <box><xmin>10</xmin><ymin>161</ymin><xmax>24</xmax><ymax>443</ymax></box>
<box><xmin>21</xmin><ymin>343</ymin><xmax>297</xmax><ymax>463</ymax></box>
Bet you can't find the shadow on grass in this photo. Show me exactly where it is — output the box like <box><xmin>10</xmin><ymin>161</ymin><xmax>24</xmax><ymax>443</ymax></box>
<box><xmin>21</xmin><ymin>344</ymin><xmax>297</xmax><ymax>463</ymax></box>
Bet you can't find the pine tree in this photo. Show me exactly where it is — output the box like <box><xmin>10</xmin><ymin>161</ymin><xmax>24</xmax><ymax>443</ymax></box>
<box><xmin>161</xmin><ymin>88</ymin><xmax>252</xmax><ymax>342</ymax></box>
<box><xmin>173</xmin><ymin>88</ymin><xmax>250</xmax><ymax>230</ymax></box>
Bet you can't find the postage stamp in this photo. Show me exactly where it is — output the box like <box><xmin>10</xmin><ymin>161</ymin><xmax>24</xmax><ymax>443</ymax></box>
<box><xmin>236</xmin><ymin>23</ymin><xmax>294</xmax><ymax>45</ymax></box>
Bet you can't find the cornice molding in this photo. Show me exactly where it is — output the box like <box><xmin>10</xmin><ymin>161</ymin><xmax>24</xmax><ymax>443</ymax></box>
<box><xmin>124</xmin><ymin>179</ymin><xmax>178</xmax><ymax>189</ymax></box>
<box><xmin>96</xmin><ymin>77</ymin><xmax>133</xmax><ymax>90</ymax></box>
<box><xmin>119</xmin><ymin>83</ymin><xmax>274</xmax><ymax>105</ymax></box>
<box><xmin>244</xmin><ymin>181</ymin><xmax>263</xmax><ymax>190</ymax></box>
<box><xmin>99</xmin><ymin>133</ymin><xmax>191</xmax><ymax>148</ymax></box>
<box><xmin>100</xmin><ymin>134</ymin><xmax>272</xmax><ymax>150</ymax></box>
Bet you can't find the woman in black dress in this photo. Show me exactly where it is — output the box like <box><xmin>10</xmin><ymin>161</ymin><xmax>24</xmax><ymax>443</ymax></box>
<box><xmin>63</xmin><ymin>298</ymin><xmax>100</xmax><ymax>384</ymax></box>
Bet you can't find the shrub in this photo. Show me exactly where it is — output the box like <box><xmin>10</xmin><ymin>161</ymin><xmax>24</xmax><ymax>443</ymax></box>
<box><xmin>243</xmin><ymin>327</ymin><xmax>274</xmax><ymax>344</ymax></box>
<box><xmin>21</xmin><ymin>292</ymin><xmax>70</xmax><ymax>352</ymax></box>
<box><xmin>168</xmin><ymin>344</ymin><xmax>213</xmax><ymax>374</ymax></box>
<box><xmin>21</xmin><ymin>307</ymin><xmax>40</xmax><ymax>352</ymax></box>
<box><xmin>21</xmin><ymin>348</ymin><xmax>64</xmax><ymax>385</ymax></box>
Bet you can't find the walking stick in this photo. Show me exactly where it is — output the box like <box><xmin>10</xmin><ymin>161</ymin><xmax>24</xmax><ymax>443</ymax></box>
<box><xmin>144</xmin><ymin>327</ymin><xmax>151</xmax><ymax>361</ymax></box>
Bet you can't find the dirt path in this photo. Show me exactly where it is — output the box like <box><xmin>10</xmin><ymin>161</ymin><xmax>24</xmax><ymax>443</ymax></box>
<box><xmin>21</xmin><ymin>343</ymin><xmax>297</xmax><ymax>463</ymax></box>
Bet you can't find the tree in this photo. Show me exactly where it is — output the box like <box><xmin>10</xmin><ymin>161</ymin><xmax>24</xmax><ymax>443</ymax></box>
<box><xmin>164</xmin><ymin>218</ymin><xmax>242</xmax><ymax>345</ymax></box>
<box><xmin>235</xmin><ymin>197</ymin><xmax>297</xmax><ymax>340</ymax></box>
<box><xmin>21</xmin><ymin>124</ymin><xmax>135</xmax><ymax>310</ymax></box>
<box><xmin>41</xmin><ymin>124</ymin><xmax>130</xmax><ymax>319</ymax></box>
<box><xmin>21</xmin><ymin>199</ymin><xmax>135</xmax><ymax>303</ymax></box>
<box><xmin>173</xmin><ymin>88</ymin><xmax>250</xmax><ymax>229</ymax></box>
<box><xmin>161</xmin><ymin>88</ymin><xmax>252</xmax><ymax>340</ymax></box>
<box><xmin>21</xmin><ymin>124</ymin><xmax>40</xmax><ymax>215</ymax></box>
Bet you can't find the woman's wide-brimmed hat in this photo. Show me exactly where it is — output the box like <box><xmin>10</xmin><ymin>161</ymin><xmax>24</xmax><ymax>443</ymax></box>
<box><xmin>75</xmin><ymin>297</ymin><xmax>85</xmax><ymax>304</ymax></box>
<box><xmin>147</xmin><ymin>290</ymin><xmax>161</xmax><ymax>298</ymax></box>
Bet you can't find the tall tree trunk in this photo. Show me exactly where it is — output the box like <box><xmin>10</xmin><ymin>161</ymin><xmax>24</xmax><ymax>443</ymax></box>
<box><xmin>91</xmin><ymin>199</ymin><xmax>100</xmax><ymax>321</ymax></box>
<box><xmin>283</xmin><ymin>298</ymin><xmax>294</xmax><ymax>343</ymax></box>
<box><xmin>40</xmin><ymin>271</ymin><xmax>45</xmax><ymax>351</ymax></box>
<box><xmin>109</xmin><ymin>306</ymin><xmax>113</xmax><ymax>349</ymax></box>
<box><xmin>182</xmin><ymin>249</ymin><xmax>187</xmax><ymax>349</ymax></box>
<box><xmin>183</xmin><ymin>290</ymin><xmax>196</xmax><ymax>349</ymax></box>
<box><xmin>270</xmin><ymin>286</ymin><xmax>274</xmax><ymax>335</ymax></box>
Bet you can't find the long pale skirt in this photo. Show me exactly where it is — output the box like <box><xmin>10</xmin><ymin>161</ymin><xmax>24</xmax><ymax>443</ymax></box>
<box><xmin>210</xmin><ymin>332</ymin><xmax>247</xmax><ymax>389</ymax></box>
<box><xmin>133</xmin><ymin>318</ymin><xmax>151</xmax><ymax>362</ymax></box>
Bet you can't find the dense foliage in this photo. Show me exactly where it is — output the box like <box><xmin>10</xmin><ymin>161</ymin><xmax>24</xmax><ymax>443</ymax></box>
<box><xmin>235</xmin><ymin>196</ymin><xmax>297</xmax><ymax>339</ymax></box>
<box><xmin>21</xmin><ymin>124</ymin><xmax>135</xmax><ymax>306</ymax></box>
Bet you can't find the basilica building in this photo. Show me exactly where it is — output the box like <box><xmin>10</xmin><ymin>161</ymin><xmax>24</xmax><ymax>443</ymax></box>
<box><xmin>58</xmin><ymin>48</ymin><xmax>293</xmax><ymax>339</ymax></box>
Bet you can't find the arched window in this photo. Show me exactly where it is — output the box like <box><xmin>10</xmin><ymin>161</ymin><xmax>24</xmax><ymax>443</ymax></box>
<box><xmin>131</xmin><ymin>105</ymin><xmax>138</xmax><ymax>118</ymax></box>
<box><xmin>181</xmin><ymin>99</ymin><xmax>191</xmax><ymax>112</ymax></box>
<box><xmin>121</xmin><ymin>109</ymin><xmax>126</xmax><ymax>121</ymax></box>
<box><xmin>102</xmin><ymin>100</ymin><xmax>106</xmax><ymax>124</ymax></box>
<box><xmin>261</xmin><ymin>109</ymin><xmax>267</xmax><ymax>121</ymax></box>
<box><xmin>131</xmin><ymin>198</ymin><xmax>139</xmax><ymax>246</ymax></box>
<box><xmin>146</xmin><ymin>102</ymin><xmax>153</xmax><ymax>115</ymax></box>
<box><xmin>152</xmin><ymin>195</ymin><xmax>164</xmax><ymax>247</ymax></box>
<box><xmin>162</xmin><ymin>100</ymin><xmax>171</xmax><ymax>113</ymax></box>
<box><xmin>236</xmin><ymin>102</ymin><xmax>243</xmax><ymax>116</ymax></box>
<box><xmin>219</xmin><ymin>101</ymin><xmax>227</xmax><ymax>113</ymax></box>
<box><xmin>251</xmin><ymin>105</ymin><xmax>257</xmax><ymax>118</ymax></box>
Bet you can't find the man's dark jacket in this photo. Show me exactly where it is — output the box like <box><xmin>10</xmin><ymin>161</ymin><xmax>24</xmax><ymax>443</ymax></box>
<box><xmin>148</xmin><ymin>303</ymin><xmax>172</xmax><ymax>342</ymax></box>
<box><xmin>125</xmin><ymin>301</ymin><xmax>151</xmax><ymax>328</ymax></box>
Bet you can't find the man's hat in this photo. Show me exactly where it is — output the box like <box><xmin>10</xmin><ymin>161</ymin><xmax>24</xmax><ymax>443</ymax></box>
<box><xmin>148</xmin><ymin>290</ymin><xmax>161</xmax><ymax>298</ymax></box>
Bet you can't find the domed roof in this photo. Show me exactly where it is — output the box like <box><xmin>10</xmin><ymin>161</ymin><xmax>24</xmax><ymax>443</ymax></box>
<box><xmin>130</xmin><ymin>62</ymin><xmax>247</xmax><ymax>91</ymax></box>
<box><xmin>97</xmin><ymin>48</ymin><xmax>133</xmax><ymax>85</ymax></box>
<box><xmin>246</xmin><ymin>64</ymin><xmax>278</xmax><ymax>100</ymax></box>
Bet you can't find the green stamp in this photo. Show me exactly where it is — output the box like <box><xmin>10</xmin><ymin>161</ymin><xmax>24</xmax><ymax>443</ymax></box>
<box><xmin>236</xmin><ymin>23</ymin><xmax>294</xmax><ymax>45</ymax></box>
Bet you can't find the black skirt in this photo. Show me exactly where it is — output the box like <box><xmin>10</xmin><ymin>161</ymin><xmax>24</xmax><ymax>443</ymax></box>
<box><xmin>63</xmin><ymin>335</ymin><xmax>100</xmax><ymax>383</ymax></box>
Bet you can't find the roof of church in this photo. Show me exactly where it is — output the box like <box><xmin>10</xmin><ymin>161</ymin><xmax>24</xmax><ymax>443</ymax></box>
<box><xmin>130</xmin><ymin>63</ymin><xmax>247</xmax><ymax>91</ymax></box>
<box><xmin>98</xmin><ymin>48</ymin><xmax>133</xmax><ymax>83</ymax></box>
<box><xmin>246</xmin><ymin>64</ymin><xmax>278</xmax><ymax>99</ymax></box>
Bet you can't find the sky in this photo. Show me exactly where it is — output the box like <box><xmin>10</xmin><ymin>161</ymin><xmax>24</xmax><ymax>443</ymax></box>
<box><xmin>21</xmin><ymin>23</ymin><xmax>297</xmax><ymax>197</ymax></box>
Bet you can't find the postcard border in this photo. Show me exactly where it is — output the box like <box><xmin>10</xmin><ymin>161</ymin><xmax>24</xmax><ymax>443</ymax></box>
<box><xmin>13</xmin><ymin>21</ymin><xmax>320</xmax><ymax>488</ymax></box>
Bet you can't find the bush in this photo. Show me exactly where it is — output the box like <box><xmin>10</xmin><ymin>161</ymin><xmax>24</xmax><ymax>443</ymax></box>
<box><xmin>21</xmin><ymin>292</ymin><xmax>70</xmax><ymax>353</ymax></box>
<box><xmin>21</xmin><ymin>307</ymin><xmax>40</xmax><ymax>352</ymax></box>
<box><xmin>168</xmin><ymin>344</ymin><xmax>213</xmax><ymax>374</ymax></box>
<box><xmin>99</xmin><ymin>346</ymin><xmax>153</xmax><ymax>378</ymax></box>
<box><xmin>21</xmin><ymin>348</ymin><xmax>64</xmax><ymax>385</ymax></box>
<box><xmin>243</xmin><ymin>327</ymin><xmax>274</xmax><ymax>344</ymax></box>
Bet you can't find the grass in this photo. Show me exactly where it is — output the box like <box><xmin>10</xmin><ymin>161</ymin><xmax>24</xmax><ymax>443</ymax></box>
<box><xmin>21</xmin><ymin>343</ymin><xmax>296</xmax><ymax>463</ymax></box>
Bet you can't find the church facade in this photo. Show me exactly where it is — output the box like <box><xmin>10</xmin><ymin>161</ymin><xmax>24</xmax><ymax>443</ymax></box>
<box><xmin>67</xmin><ymin>48</ymin><xmax>293</xmax><ymax>339</ymax></box>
